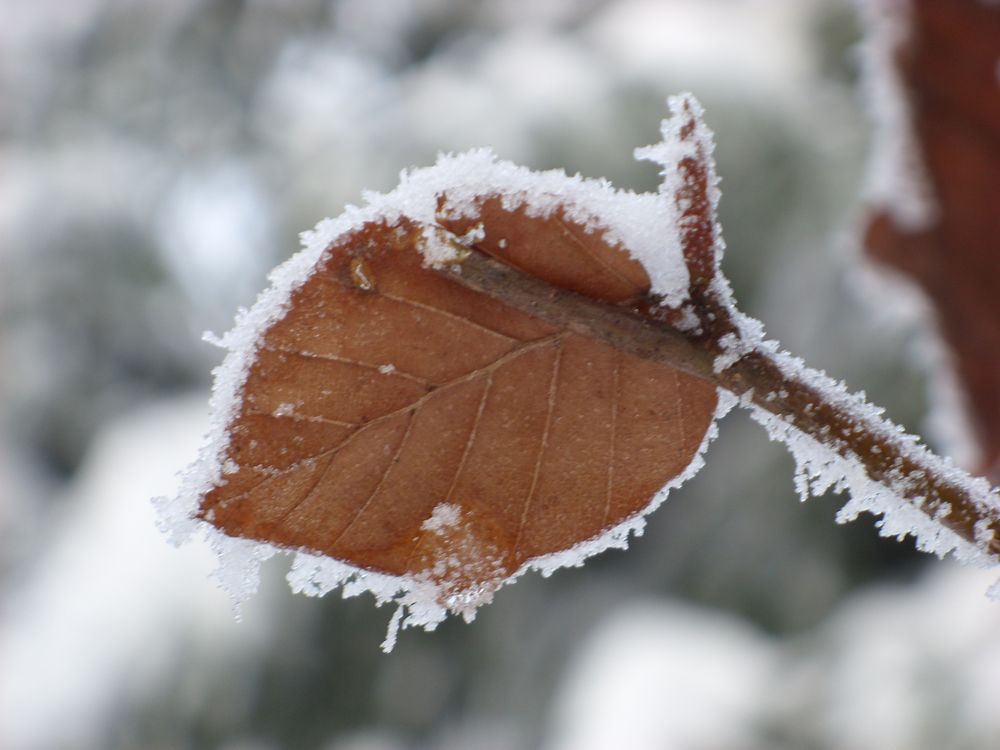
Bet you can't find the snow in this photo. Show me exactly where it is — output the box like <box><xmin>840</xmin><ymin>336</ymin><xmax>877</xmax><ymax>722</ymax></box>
<box><xmin>421</xmin><ymin>502</ymin><xmax>462</xmax><ymax>533</ymax></box>
<box><xmin>285</xmin><ymin>550</ymin><xmax>451</xmax><ymax>652</ymax></box>
<box><xmin>378</xmin><ymin>146</ymin><xmax>693</xmax><ymax>304</ymax></box>
<box><xmin>271</xmin><ymin>402</ymin><xmax>295</xmax><ymax>417</ymax></box>
<box><xmin>546</xmin><ymin>564</ymin><xmax>1000</xmax><ymax>750</ymax></box>
<box><xmin>0</xmin><ymin>397</ymin><xmax>273</xmax><ymax>750</ymax></box>
<box><xmin>585</xmin><ymin>0</ymin><xmax>816</xmax><ymax>99</ymax></box>
<box><xmin>636</xmin><ymin>94</ymin><xmax>721</xmax><ymax>245</ymax></box>
<box><xmin>546</xmin><ymin>600</ymin><xmax>777</xmax><ymax>750</ymax></box>
<box><xmin>635</xmin><ymin>93</ymin><xmax>771</xmax><ymax>381</ymax></box>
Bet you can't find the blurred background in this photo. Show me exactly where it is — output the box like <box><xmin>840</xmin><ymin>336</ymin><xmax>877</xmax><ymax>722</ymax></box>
<box><xmin>4</xmin><ymin>0</ymin><xmax>1000</xmax><ymax>748</ymax></box>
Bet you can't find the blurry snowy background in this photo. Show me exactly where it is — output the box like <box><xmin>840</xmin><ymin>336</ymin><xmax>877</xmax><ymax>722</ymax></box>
<box><xmin>3</xmin><ymin>0</ymin><xmax>998</xmax><ymax>748</ymax></box>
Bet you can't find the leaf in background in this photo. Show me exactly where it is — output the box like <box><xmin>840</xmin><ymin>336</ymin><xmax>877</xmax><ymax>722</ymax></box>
<box><xmin>861</xmin><ymin>0</ymin><xmax>1000</xmax><ymax>476</ymax></box>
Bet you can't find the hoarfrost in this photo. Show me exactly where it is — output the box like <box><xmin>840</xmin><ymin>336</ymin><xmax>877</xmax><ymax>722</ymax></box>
<box><xmin>713</xmin><ymin>318</ymin><xmax>764</xmax><ymax>374</ymax></box>
<box><xmin>208</xmin><ymin>534</ymin><xmax>277</xmax><ymax>619</ymax></box>
<box><xmin>636</xmin><ymin>93</ymin><xmax>724</xmax><ymax>273</ymax></box>
<box><xmin>636</xmin><ymin>93</ymin><xmax>766</xmax><ymax>372</ymax></box>
<box><xmin>747</xmin><ymin>347</ymin><xmax>1000</xmax><ymax>568</ymax></box>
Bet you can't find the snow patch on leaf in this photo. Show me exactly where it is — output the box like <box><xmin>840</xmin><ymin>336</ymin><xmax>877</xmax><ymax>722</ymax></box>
<box><xmin>421</xmin><ymin>502</ymin><xmax>462</xmax><ymax>532</ymax></box>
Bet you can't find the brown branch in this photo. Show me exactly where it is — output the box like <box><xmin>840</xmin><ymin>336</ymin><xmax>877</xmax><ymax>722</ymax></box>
<box><xmin>443</xmin><ymin>249</ymin><xmax>1000</xmax><ymax>558</ymax></box>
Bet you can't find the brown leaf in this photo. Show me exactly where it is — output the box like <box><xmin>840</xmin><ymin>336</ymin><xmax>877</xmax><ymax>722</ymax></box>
<box><xmin>199</xmin><ymin>202</ymin><xmax>717</xmax><ymax>614</ymax></box>
<box><xmin>863</xmin><ymin>0</ymin><xmax>1000</xmax><ymax>475</ymax></box>
<box><xmin>167</xmin><ymin>93</ymin><xmax>1000</xmax><ymax>646</ymax></box>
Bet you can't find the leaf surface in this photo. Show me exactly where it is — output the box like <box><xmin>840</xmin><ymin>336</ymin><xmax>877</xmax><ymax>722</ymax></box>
<box><xmin>200</xmin><ymin>203</ymin><xmax>717</xmax><ymax>617</ymax></box>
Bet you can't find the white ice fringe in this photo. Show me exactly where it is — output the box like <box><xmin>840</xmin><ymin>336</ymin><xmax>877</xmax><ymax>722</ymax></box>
<box><xmin>747</xmin><ymin>345</ymin><xmax>1000</xmax><ymax>570</ymax></box>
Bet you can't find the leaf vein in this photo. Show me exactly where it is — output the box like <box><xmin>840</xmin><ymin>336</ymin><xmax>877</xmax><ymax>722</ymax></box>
<box><xmin>331</xmin><ymin>409</ymin><xmax>417</xmax><ymax>548</ymax></box>
<box><xmin>603</xmin><ymin>349</ymin><xmax>620</xmax><ymax>529</ymax></box>
<box><xmin>673</xmin><ymin>368</ymin><xmax>686</xmax><ymax>458</ymax></box>
<box><xmin>379</xmin><ymin>291</ymin><xmax>520</xmax><ymax>342</ymax></box>
<box><xmin>318</xmin><ymin>270</ymin><xmax>524</xmax><ymax>342</ymax></box>
<box><xmin>400</xmin><ymin>373</ymin><xmax>494</xmax><ymax>573</ymax></box>
<box><xmin>269</xmin><ymin>450</ymin><xmax>340</xmax><ymax>533</ymax></box>
<box><xmin>513</xmin><ymin>342</ymin><xmax>563</xmax><ymax>560</ymax></box>
<box><xmin>262</xmin><ymin>344</ymin><xmax>429</xmax><ymax>385</ymax></box>
<box><xmin>555</xmin><ymin>215</ymin><xmax>639</xmax><ymax>293</ymax></box>
<box><xmin>244</xmin><ymin>407</ymin><xmax>358</xmax><ymax>429</ymax></box>
<box><xmin>209</xmin><ymin>335</ymin><xmax>561</xmax><ymax>511</ymax></box>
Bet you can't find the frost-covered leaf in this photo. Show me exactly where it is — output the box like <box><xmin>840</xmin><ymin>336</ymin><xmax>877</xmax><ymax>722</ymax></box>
<box><xmin>165</xmin><ymin>95</ymin><xmax>731</xmax><ymax>647</ymax></box>
<box><xmin>860</xmin><ymin>0</ymin><xmax>1000</xmax><ymax>475</ymax></box>
<box><xmin>204</xmin><ymin>215</ymin><xmax>718</xmax><ymax>621</ymax></box>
